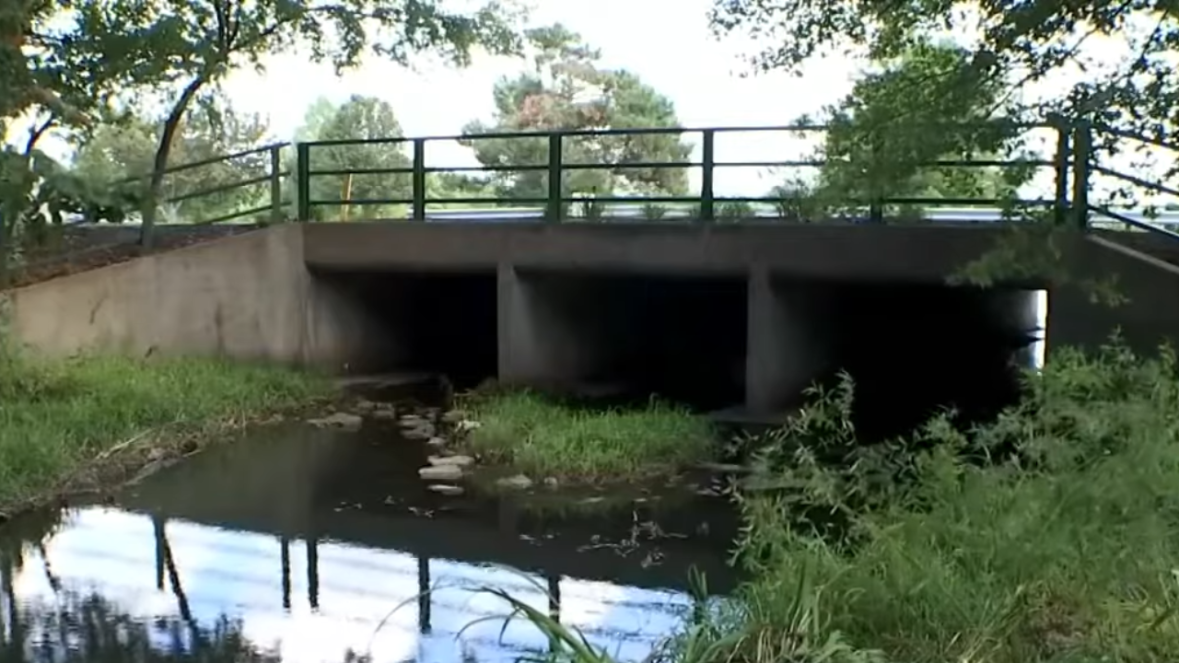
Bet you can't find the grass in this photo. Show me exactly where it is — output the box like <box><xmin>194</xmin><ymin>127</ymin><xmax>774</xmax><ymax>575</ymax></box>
<box><xmin>0</xmin><ymin>341</ymin><xmax>331</xmax><ymax>511</ymax></box>
<box><xmin>455</xmin><ymin>338</ymin><xmax>1179</xmax><ymax>663</ymax></box>
<box><xmin>459</xmin><ymin>390</ymin><xmax>716</xmax><ymax>483</ymax></box>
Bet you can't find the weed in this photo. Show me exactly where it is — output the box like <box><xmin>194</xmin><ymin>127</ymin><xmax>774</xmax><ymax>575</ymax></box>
<box><xmin>458</xmin><ymin>390</ymin><xmax>715</xmax><ymax>483</ymax></box>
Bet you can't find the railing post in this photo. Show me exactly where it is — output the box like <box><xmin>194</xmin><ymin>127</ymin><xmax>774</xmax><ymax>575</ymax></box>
<box><xmin>1052</xmin><ymin>120</ymin><xmax>1071</xmax><ymax>226</ymax></box>
<box><xmin>1071</xmin><ymin>120</ymin><xmax>1092</xmax><ymax>231</ymax></box>
<box><xmin>269</xmin><ymin>145</ymin><xmax>284</xmax><ymax>223</ymax></box>
<box><xmin>295</xmin><ymin>142</ymin><xmax>311</xmax><ymax>222</ymax></box>
<box><xmin>868</xmin><ymin>130</ymin><xmax>884</xmax><ymax>223</ymax></box>
<box><xmin>546</xmin><ymin>133</ymin><xmax>563</xmax><ymax>223</ymax></box>
<box><xmin>412</xmin><ymin>138</ymin><xmax>426</xmax><ymax>221</ymax></box>
<box><xmin>700</xmin><ymin>129</ymin><xmax>715</xmax><ymax>223</ymax></box>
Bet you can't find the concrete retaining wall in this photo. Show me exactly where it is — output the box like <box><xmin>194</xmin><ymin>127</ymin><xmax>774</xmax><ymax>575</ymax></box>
<box><xmin>7</xmin><ymin>224</ymin><xmax>390</xmax><ymax>372</ymax></box>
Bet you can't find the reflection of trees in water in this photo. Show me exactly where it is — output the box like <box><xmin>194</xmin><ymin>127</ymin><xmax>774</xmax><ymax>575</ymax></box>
<box><xmin>0</xmin><ymin>590</ymin><xmax>284</xmax><ymax>662</ymax></box>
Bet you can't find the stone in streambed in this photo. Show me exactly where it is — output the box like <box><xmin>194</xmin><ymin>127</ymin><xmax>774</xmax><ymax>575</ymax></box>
<box><xmin>495</xmin><ymin>474</ymin><xmax>533</xmax><ymax>490</ymax></box>
<box><xmin>427</xmin><ymin>484</ymin><xmax>464</xmax><ymax>496</ymax></box>
<box><xmin>307</xmin><ymin>412</ymin><xmax>363</xmax><ymax>431</ymax></box>
<box><xmin>426</xmin><ymin>436</ymin><xmax>447</xmax><ymax>448</ymax></box>
<box><xmin>428</xmin><ymin>455</ymin><xmax>474</xmax><ymax>468</ymax></box>
<box><xmin>419</xmin><ymin>465</ymin><xmax>464</xmax><ymax>481</ymax></box>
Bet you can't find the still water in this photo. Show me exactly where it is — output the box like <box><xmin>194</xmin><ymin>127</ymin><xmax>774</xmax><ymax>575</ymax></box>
<box><xmin>0</xmin><ymin>422</ymin><xmax>736</xmax><ymax>662</ymax></box>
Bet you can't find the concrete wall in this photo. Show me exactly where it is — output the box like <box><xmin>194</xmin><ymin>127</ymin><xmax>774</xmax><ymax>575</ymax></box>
<box><xmin>7</xmin><ymin>224</ymin><xmax>393</xmax><ymax>372</ymax></box>
<box><xmin>1048</xmin><ymin>235</ymin><xmax>1179</xmax><ymax>357</ymax></box>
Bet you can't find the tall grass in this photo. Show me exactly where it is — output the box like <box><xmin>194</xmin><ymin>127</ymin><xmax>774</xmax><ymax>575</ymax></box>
<box><xmin>471</xmin><ymin>339</ymin><xmax>1179</xmax><ymax>662</ymax></box>
<box><xmin>460</xmin><ymin>390</ymin><xmax>715</xmax><ymax>482</ymax></box>
<box><xmin>0</xmin><ymin>327</ymin><xmax>330</xmax><ymax>509</ymax></box>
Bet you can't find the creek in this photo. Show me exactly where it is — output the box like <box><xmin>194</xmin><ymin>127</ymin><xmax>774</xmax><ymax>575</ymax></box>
<box><xmin>0</xmin><ymin>396</ymin><xmax>738</xmax><ymax>663</ymax></box>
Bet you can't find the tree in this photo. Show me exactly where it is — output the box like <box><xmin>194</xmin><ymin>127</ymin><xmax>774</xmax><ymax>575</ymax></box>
<box><xmin>462</xmin><ymin>24</ymin><xmax>692</xmax><ymax>205</ymax></box>
<box><xmin>808</xmin><ymin>42</ymin><xmax>1029</xmax><ymax>216</ymax></box>
<box><xmin>708</xmin><ymin>0</ymin><xmax>1179</xmax><ymax>161</ymax></box>
<box><xmin>299</xmin><ymin>94</ymin><xmax>410</xmax><ymax>220</ymax></box>
<box><xmin>71</xmin><ymin>101</ymin><xmax>273</xmax><ymax>224</ymax></box>
<box><xmin>70</xmin><ymin>0</ymin><xmax>523</xmax><ymax>242</ymax></box>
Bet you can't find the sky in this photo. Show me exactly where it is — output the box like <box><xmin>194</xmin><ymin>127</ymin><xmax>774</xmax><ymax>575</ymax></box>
<box><xmin>5</xmin><ymin>0</ymin><xmax>1170</xmax><ymax>200</ymax></box>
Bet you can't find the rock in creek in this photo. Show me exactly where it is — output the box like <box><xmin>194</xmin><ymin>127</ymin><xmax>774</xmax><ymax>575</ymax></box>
<box><xmin>399</xmin><ymin>414</ymin><xmax>436</xmax><ymax>439</ymax></box>
<box><xmin>427</xmin><ymin>454</ymin><xmax>474</xmax><ymax>468</ymax></box>
<box><xmin>426</xmin><ymin>436</ymin><xmax>447</xmax><ymax>448</ymax></box>
<box><xmin>427</xmin><ymin>484</ymin><xmax>464</xmax><ymax>496</ymax></box>
<box><xmin>419</xmin><ymin>465</ymin><xmax>464</xmax><ymax>481</ymax></box>
<box><xmin>307</xmin><ymin>412</ymin><xmax>363</xmax><ymax>431</ymax></box>
<box><xmin>495</xmin><ymin>474</ymin><xmax>533</xmax><ymax>490</ymax></box>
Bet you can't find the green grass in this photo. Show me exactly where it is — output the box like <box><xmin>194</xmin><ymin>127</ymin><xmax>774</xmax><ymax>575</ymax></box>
<box><xmin>0</xmin><ymin>348</ymin><xmax>330</xmax><ymax>510</ymax></box>
<box><xmin>459</xmin><ymin>390</ymin><xmax>715</xmax><ymax>482</ymax></box>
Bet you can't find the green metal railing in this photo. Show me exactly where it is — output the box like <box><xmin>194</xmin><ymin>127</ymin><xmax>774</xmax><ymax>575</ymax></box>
<box><xmin>89</xmin><ymin>121</ymin><xmax>1179</xmax><ymax>245</ymax></box>
<box><xmin>293</xmin><ymin>122</ymin><xmax>1072</xmax><ymax>224</ymax></box>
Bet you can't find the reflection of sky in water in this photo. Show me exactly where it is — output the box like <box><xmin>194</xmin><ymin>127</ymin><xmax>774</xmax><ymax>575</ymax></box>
<box><xmin>9</xmin><ymin>508</ymin><xmax>695</xmax><ymax>662</ymax></box>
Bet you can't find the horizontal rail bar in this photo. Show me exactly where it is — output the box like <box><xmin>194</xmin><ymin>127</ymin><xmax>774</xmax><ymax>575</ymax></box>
<box><xmin>156</xmin><ymin>142</ymin><xmax>289</xmax><ymax>176</ymax></box>
<box><xmin>164</xmin><ymin>172</ymin><xmax>281</xmax><ymax>204</ymax></box>
<box><xmin>298</xmin><ymin>121</ymin><xmax>1055</xmax><ymax>148</ymax></box>
<box><xmin>1093</xmin><ymin>126</ymin><xmax>1179</xmax><ymax>151</ymax></box>
<box><xmin>1091</xmin><ymin>164</ymin><xmax>1179</xmax><ymax>199</ymax></box>
<box><xmin>193</xmin><ymin>203</ymin><xmax>278</xmax><ymax>225</ymax></box>
<box><xmin>1090</xmin><ymin>204</ymin><xmax>1179</xmax><ymax>241</ymax></box>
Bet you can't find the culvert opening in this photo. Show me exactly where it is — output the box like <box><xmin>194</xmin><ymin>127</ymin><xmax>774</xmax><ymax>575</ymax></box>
<box><xmin>311</xmin><ymin>268</ymin><xmax>498</xmax><ymax>389</ymax></box>
<box><xmin>511</xmin><ymin>270</ymin><xmax>748</xmax><ymax>411</ymax></box>
<box><xmin>824</xmin><ymin>282</ymin><xmax>1041</xmax><ymax>443</ymax></box>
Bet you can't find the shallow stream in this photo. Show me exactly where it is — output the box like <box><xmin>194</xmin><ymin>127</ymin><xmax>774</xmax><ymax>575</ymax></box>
<box><xmin>0</xmin><ymin>402</ymin><xmax>738</xmax><ymax>662</ymax></box>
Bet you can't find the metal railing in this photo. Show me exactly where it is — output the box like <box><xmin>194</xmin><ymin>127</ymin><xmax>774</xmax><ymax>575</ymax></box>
<box><xmin>84</xmin><ymin>122</ymin><xmax>1179</xmax><ymax>245</ymax></box>
<box><xmin>1083</xmin><ymin>122</ymin><xmax>1179</xmax><ymax>241</ymax></box>
<box><xmin>102</xmin><ymin>142</ymin><xmax>291</xmax><ymax>228</ymax></box>
<box><xmin>292</xmin><ymin>123</ymin><xmax>1069</xmax><ymax>224</ymax></box>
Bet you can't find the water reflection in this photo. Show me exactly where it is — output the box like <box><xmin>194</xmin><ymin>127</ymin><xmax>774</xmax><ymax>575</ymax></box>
<box><xmin>0</xmin><ymin>424</ymin><xmax>733</xmax><ymax>662</ymax></box>
<box><xmin>2</xmin><ymin>507</ymin><xmax>702</xmax><ymax>662</ymax></box>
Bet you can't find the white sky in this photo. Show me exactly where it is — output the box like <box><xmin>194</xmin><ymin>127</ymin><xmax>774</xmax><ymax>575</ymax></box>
<box><xmin>6</xmin><ymin>0</ymin><xmax>1173</xmax><ymax>201</ymax></box>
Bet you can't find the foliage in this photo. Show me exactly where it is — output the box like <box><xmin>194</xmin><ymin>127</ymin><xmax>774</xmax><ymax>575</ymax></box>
<box><xmin>714</xmin><ymin>338</ymin><xmax>1179</xmax><ymax>662</ymax></box>
<box><xmin>709</xmin><ymin>0</ymin><xmax>1177</xmax><ymax>133</ymax></box>
<box><xmin>811</xmin><ymin>42</ymin><xmax>1031</xmax><ymax>214</ymax></box>
<box><xmin>68</xmin><ymin>0</ymin><xmax>523</xmax><ymax>233</ymax></box>
<box><xmin>458</xmin><ymin>390</ymin><xmax>715</xmax><ymax>483</ymax></box>
<box><xmin>0</xmin><ymin>344</ymin><xmax>329</xmax><ymax>510</ymax></box>
<box><xmin>72</xmin><ymin>100</ymin><xmax>273</xmax><ymax>224</ymax></box>
<box><xmin>298</xmin><ymin>94</ymin><xmax>410</xmax><ymax>219</ymax></box>
<box><xmin>462</xmin><ymin>24</ymin><xmax>692</xmax><ymax>205</ymax></box>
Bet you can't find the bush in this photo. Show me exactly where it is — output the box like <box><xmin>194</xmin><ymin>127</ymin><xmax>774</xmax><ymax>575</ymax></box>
<box><xmin>720</xmin><ymin>337</ymin><xmax>1179</xmax><ymax>662</ymax></box>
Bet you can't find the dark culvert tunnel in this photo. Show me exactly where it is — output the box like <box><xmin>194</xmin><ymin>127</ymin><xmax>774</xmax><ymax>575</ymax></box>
<box><xmin>309</xmin><ymin>268</ymin><xmax>500</xmax><ymax>390</ymax></box>
<box><xmin>505</xmin><ymin>270</ymin><xmax>749</xmax><ymax>411</ymax></box>
<box><xmin>821</xmin><ymin>282</ymin><xmax>1042</xmax><ymax>443</ymax></box>
<box><xmin>308</xmin><ymin>266</ymin><xmax>1042</xmax><ymax>437</ymax></box>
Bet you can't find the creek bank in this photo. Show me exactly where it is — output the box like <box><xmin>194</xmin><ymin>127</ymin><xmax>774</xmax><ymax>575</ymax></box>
<box><xmin>0</xmin><ymin>352</ymin><xmax>334</xmax><ymax>521</ymax></box>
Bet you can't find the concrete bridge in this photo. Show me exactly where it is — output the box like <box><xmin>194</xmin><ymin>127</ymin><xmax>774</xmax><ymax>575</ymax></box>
<box><xmin>9</xmin><ymin>219</ymin><xmax>1179</xmax><ymax>424</ymax></box>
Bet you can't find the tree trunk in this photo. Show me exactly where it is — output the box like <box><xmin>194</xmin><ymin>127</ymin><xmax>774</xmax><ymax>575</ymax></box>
<box><xmin>141</xmin><ymin>76</ymin><xmax>206</xmax><ymax>249</ymax></box>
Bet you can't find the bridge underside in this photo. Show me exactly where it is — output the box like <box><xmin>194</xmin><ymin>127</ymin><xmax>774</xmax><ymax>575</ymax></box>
<box><xmin>11</xmin><ymin>220</ymin><xmax>1175</xmax><ymax>431</ymax></box>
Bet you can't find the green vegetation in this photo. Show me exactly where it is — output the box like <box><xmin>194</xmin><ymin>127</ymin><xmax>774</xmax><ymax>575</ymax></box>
<box><xmin>462</xmin><ymin>23</ymin><xmax>693</xmax><ymax>203</ymax></box>
<box><xmin>487</xmin><ymin>340</ymin><xmax>1179</xmax><ymax>662</ymax></box>
<box><xmin>0</xmin><ymin>333</ymin><xmax>330</xmax><ymax>512</ymax></box>
<box><xmin>459</xmin><ymin>390</ymin><xmax>715</xmax><ymax>482</ymax></box>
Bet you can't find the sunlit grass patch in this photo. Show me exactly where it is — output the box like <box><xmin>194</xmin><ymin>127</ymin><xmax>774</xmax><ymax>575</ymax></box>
<box><xmin>460</xmin><ymin>390</ymin><xmax>715</xmax><ymax>483</ymax></box>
